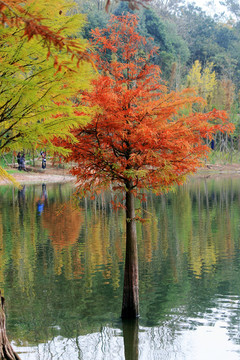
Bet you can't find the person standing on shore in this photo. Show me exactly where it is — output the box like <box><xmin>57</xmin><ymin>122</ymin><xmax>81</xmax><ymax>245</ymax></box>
<box><xmin>20</xmin><ymin>153</ymin><xmax>26</xmax><ymax>171</ymax></box>
<box><xmin>42</xmin><ymin>152</ymin><xmax>46</xmax><ymax>169</ymax></box>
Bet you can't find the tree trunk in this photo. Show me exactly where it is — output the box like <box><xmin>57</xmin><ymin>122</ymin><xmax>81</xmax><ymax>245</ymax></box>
<box><xmin>0</xmin><ymin>291</ymin><xmax>21</xmax><ymax>360</ymax></box>
<box><xmin>121</xmin><ymin>183</ymin><xmax>139</xmax><ymax>318</ymax></box>
<box><xmin>32</xmin><ymin>149</ymin><xmax>35</xmax><ymax>167</ymax></box>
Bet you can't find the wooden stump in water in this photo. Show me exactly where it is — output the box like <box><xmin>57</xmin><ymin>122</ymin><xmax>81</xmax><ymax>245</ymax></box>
<box><xmin>0</xmin><ymin>291</ymin><xmax>20</xmax><ymax>360</ymax></box>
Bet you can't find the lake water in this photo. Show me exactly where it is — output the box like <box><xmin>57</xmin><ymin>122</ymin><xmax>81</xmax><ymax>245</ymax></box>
<box><xmin>1</xmin><ymin>178</ymin><xmax>240</xmax><ymax>359</ymax></box>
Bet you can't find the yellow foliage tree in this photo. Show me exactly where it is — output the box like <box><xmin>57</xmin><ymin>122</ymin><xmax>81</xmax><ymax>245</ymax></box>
<box><xmin>187</xmin><ymin>60</ymin><xmax>217</xmax><ymax>110</ymax></box>
<box><xmin>0</xmin><ymin>0</ymin><xmax>92</xmax><ymax>70</ymax></box>
<box><xmin>0</xmin><ymin>0</ymin><xmax>93</xmax><ymax>183</ymax></box>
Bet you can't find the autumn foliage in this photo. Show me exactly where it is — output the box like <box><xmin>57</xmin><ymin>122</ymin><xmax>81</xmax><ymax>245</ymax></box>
<box><xmin>0</xmin><ymin>0</ymin><xmax>92</xmax><ymax>71</ymax></box>
<box><xmin>66</xmin><ymin>15</ymin><xmax>234</xmax><ymax>196</ymax></box>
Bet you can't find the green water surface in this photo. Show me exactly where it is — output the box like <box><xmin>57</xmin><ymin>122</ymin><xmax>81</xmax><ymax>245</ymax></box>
<box><xmin>0</xmin><ymin>178</ymin><xmax>240</xmax><ymax>359</ymax></box>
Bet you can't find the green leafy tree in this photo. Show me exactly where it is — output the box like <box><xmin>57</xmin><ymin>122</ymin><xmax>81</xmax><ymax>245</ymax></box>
<box><xmin>151</xmin><ymin>0</ymin><xmax>184</xmax><ymax>18</ymax></box>
<box><xmin>177</xmin><ymin>4</ymin><xmax>219</xmax><ymax>65</ymax></box>
<box><xmin>140</xmin><ymin>7</ymin><xmax>189</xmax><ymax>80</ymax></box>
<box><xmin>220</xmin><ymin>0</ymin><xmax>240</xmax><ymax>19</ymax></box>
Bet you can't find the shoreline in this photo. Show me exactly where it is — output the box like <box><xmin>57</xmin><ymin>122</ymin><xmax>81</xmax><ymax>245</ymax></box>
<box><xmin>191</xmin><ymin>163</ymin><xmax>240</xmax><ymax>179</ymax></box>
<box><xmin>1</xmin><ymin>163</ymin><xmax>240</xmax><ymax>186</ymax></box>
<box><xmin>0</xmin><ymin>167</ymin><xmax>76</xmax><ymax>186</ymax></box>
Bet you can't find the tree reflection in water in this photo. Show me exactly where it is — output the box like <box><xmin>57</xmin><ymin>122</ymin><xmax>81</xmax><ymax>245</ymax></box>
<box><xmin>122</xmin><ymin>319</ymin><xmax>139</xmax><ymax>360</ymax></box>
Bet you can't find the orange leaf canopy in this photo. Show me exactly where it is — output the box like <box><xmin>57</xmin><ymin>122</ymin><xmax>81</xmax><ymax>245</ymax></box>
<box><xmin>66</xmin><ymin>15</ymin><xmax>234</xmax><ymax>194</ymax></box>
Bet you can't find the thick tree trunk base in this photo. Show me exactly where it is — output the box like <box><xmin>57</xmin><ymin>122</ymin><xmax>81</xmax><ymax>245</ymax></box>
<box><xmin>121</xmin><ymin>306</ymin><xmax>140</xmax><ymax>319</ymax></box>
<box><xmin>0</xmin><ymin>291</ymin><xmax>21</xmax><ymax>360</ymax></box>
<box><xmin>121</xmin><ymin>286</ymin><xmax>140</xmax><ymax>319</ymax></box>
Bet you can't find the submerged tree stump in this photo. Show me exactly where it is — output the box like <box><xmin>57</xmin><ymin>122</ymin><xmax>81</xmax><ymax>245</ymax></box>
<box><xmin>0</xmin><ymin>291</ymin><xmax>20</xmax><ymax>360</ymax></box>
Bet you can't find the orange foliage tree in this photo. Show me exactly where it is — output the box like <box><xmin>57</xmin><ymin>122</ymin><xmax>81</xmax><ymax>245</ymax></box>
<box><xmin>64</xmin><ymin>15</ymin><xmax>234</xmax><ymax>318</ymax></box>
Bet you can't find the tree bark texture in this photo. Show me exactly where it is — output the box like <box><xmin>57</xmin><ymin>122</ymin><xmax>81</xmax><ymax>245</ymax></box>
<box><xmin>0</xmin><ymin>291</ymin><xmax>20</xmax><ymax>360</ymax></box>
<box><xmin>121</xmin><ymin>184</ymin><xmax>139</xmax><ymax>318</ymax></box>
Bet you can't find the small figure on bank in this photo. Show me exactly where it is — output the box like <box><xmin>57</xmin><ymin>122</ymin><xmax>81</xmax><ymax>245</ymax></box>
<box><xmin>20</xmin><ymin>154</ymin><xmax>26</xmax><ymax>171</ymax></box>
<box><xmin>42</xmin><ymin>152</ymin><xmax>46</xmax><ymax>169</ymax></box>
<box><xmin>210</xmin><ymin>139</ymin><xmax>215</xmax><ymax>150</ymax></box>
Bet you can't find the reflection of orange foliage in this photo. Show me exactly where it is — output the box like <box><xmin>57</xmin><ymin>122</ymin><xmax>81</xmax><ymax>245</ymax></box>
<box><xmin>42</xmin><ymin>202</ymin><xmax>82</xmax><ymax>250</ymax></box>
